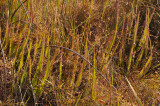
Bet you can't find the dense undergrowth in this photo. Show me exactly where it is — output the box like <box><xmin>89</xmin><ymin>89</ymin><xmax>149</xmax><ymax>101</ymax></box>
<box><xmin>0</xmin><ymin>0</ymin><xmax>160</xmax><ymax>105</ymax></box>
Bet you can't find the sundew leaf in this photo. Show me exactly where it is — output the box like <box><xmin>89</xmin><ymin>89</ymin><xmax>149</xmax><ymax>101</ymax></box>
<box><xmin>76</xmin><ymin>64</ymin><xmax>84</xmax><ymax>87</ymax></box>
<box><xmin>138</xmin><ymin>9</ymin><xmax>149</xmax><ymax>49</ymax></box>
<box><xmin>75</xmin><ymin>93</ymin><xmax>83</xmax><ymax>106</ymax></box>
<box><xmin>29</xmin><ymin>58</ymin><xmax>32</xmax><ymax>81</ymax></box>
<box><xmin>13</xmin><ymin>30</ymin><xmax>24</xmax><ymax>68</ymax></box>
<box><xmin>59</xmin><ymin>50</ymin><xmax>63</xmax><ymax>84</ymax></box>
<box><xmin>26</xmin><ymin>41</ymin><xmax>32</xmax><ymax>62</ymax></box>
<box><xmin>32</xmin><ymin>35</ymin><xmax>45</xmax><ymax>96</ymax></box>
<box><xmin>12</xmin><ymin>27</ymin><xmax>30</xmax><ymax>89</ymax></box>
<box><xmin>45</xmin><ymin>35</ymin><xmax>50</xmax><ymax>57</ymax></box>
<box><xmin>17</xmin><ymin>51</ymin><xmax>24</xmax><ymax>77</ymax></box>
<box><xmin>39</xmin><ymin>48</ymin><xmax>50</xmax><ymax>96</ymax></box>
<box><xmin>17</xmin><ymin>27</ymin><xmax>30</xmax><ymax>76</ymax></box>
<box><xmin>3</xmin><ymin>20</ymin><xmax>9</xmax><ymax>50</ymax></box>
<box><xmin>105</xmin><ymin>1</ymin><xmax>119</xmax><ymax>62</ymax></box>
<box><xmin>70</xmin><ymin>36</ymin><xmax>79</xmax><ymax>87</ymax></box>
<box><xmin>134</xmin><ymin>42</ymin><xmax>146</xmax><ymax>70</ymax></box>
<box><xmin>92</xmin><ymin>50</ymin><xmax>96</xmax><ymax>101</ymax></box>
<box><xmin>127</xmin><ymin>12</ymin><xmax>140</xmax><ymax>73</ymax></box>
<box><xmin>89</xmin><ymin>0</ymin><xmax>93</xmax><ymax>15</ymax></box>
<box><xmin>20</xmin><ymin>68</ymin><xmax>27</xmax><ymax>86</ymax></box>
<box><xmin>70</xmin><ymin>58</ymin><xmax>77</xmax><ymax>87</ymax></box>
<box><xmin>32</xmin><ymin>36</ymin><xmax>40</xmax><ymax>64</ymax></box>
<box><xmin>9</xmin><ymin>34</ymin><xmax>13</xmax><ymax>57</ymax></box>
<box><xmin>109</xmin><ymin>11</ymin><xmax>126</xmax><ymax>67</ymax></box>
<box><xmin>138</xmin><ymin>8</ymin><xmax>155</xmax><ymax>50</ymax></box>
<box><xmin>138</xmin><ymin>51</ymin><xmax>153</xmax><ymax>78</ymax></box>
<box><xmin>101</xmin><ymin>0</ymin><xmax>109</xmax><ymax>19</ymax></box>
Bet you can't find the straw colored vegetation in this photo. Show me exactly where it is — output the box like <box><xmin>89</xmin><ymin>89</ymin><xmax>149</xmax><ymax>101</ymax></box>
<box><xmin>0</xmin><ymin>0</ymin><xmax>160</xmax><ymax>105</ymax></box>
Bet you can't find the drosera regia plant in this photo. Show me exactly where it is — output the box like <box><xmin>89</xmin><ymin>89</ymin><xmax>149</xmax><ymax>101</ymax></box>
<box><xmin>0</xmin><ymin>0</ymin><xmax>160</xmax><ymax>105</ymax></box>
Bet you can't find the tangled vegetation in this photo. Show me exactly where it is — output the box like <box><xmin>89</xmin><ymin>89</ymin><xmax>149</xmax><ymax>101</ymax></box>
<box><xmin>0</xmin><ymin>0</ymin><xmax>160</xmax><ymax>105</ymax></box>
